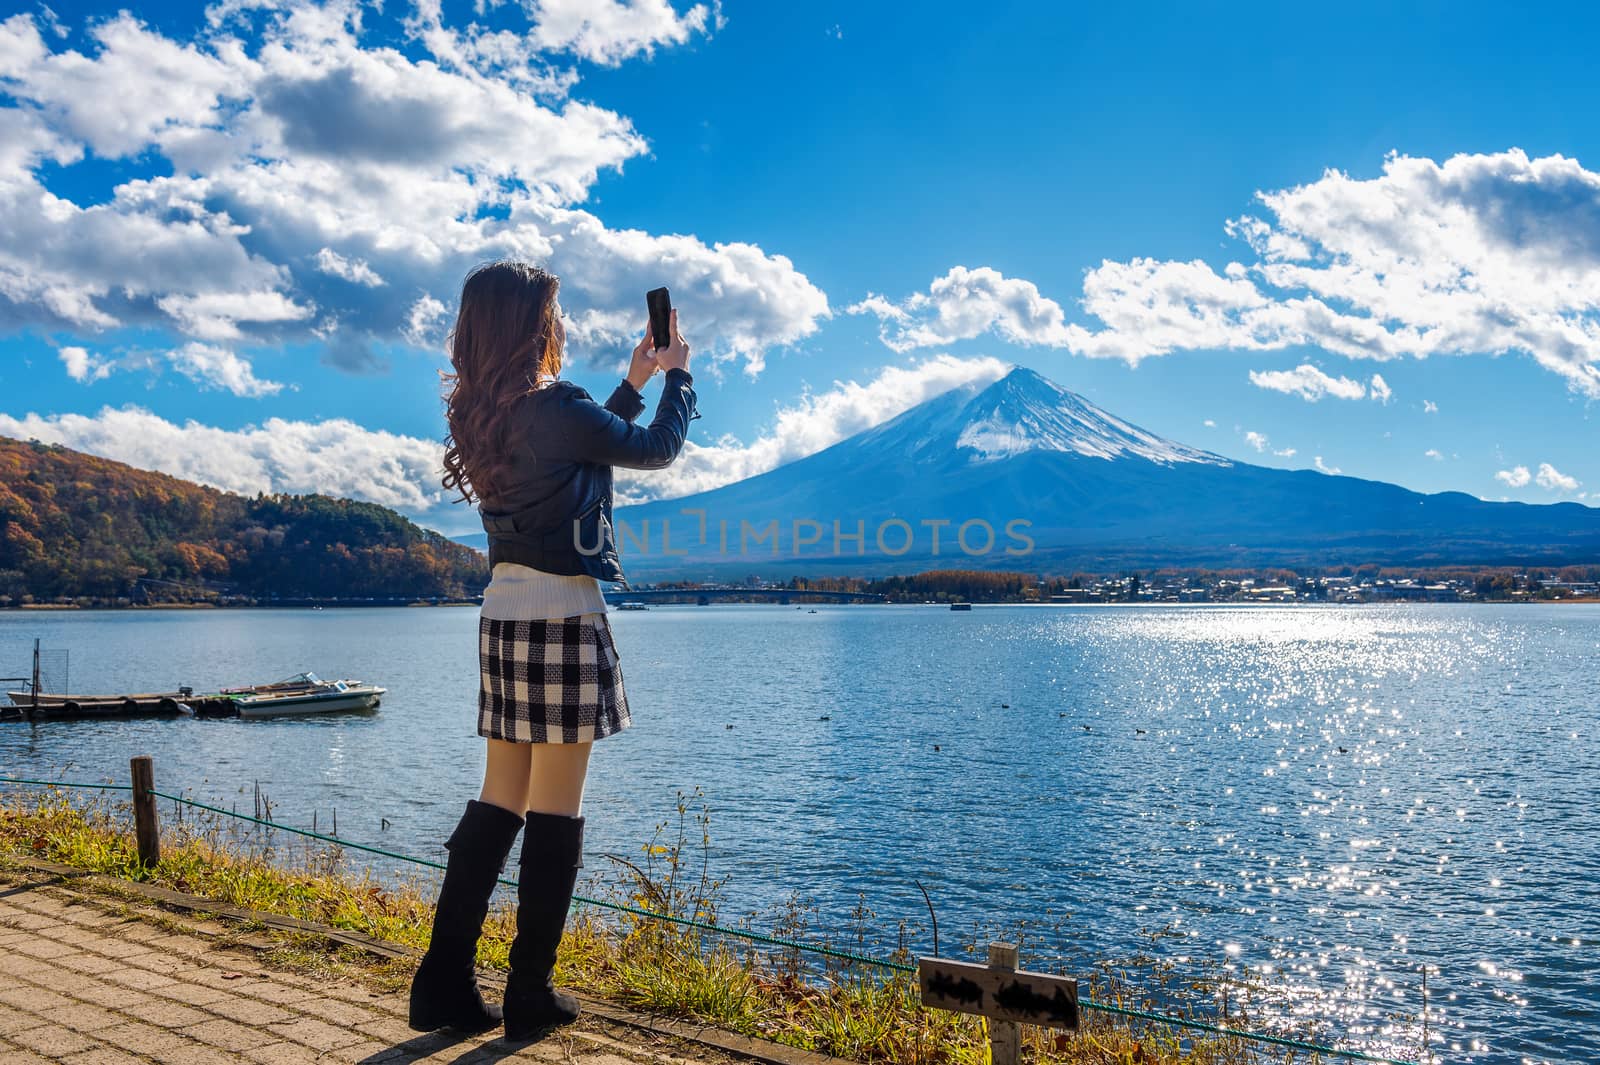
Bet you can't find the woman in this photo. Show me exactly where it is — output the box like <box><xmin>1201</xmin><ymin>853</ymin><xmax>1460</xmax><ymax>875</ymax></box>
<box><xmin>409</xmin><ymin>261</ymin><xmax>696</xmax><ymax>1042</ymax></box>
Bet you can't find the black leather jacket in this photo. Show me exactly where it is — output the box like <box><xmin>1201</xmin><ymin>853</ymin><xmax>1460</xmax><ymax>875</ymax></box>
<box><xmin>479</xmin><ymin>367</ymin><xmax>698</xmax><ymax>586</ymax></box>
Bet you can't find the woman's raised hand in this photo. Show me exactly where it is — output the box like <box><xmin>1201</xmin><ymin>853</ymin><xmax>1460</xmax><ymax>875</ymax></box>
<box><xmin>626</xmin><ymin>328</ymin><xmax>659</xmax><ymax>391</ymax></box>
<box><xmin>655</xmin><ymin>309</ymin><xmax>691</xmax><ymax>374</ymax></box>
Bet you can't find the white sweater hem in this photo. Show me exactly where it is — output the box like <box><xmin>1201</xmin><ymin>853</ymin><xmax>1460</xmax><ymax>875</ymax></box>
<box><xmin>480</xmin><ymin>562</ymin><xmax>608</xmax><ymax>621</ymax></box>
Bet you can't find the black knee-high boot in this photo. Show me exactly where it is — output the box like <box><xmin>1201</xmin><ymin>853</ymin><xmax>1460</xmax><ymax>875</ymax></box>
<box><xmin>502</xmin><ymin>810</ymin><xmax>584</xmax><ymax>1042</ymax></box>
<box><xmin>408</xmin><ymin>800</ymin><xmax>525</xmax><ymax>1033</ymax></box>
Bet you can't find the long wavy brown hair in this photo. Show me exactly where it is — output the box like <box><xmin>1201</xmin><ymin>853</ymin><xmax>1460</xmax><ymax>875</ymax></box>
<box><xmin>441</xmin><ymin>261</ymin><xmax>565</xmax><ymax>505</ymax></box>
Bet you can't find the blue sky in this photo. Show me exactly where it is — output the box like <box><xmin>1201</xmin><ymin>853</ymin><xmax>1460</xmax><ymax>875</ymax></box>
<box><xmin>2</xmin><ymin>0</ymin><xmax>1598</xmax><ymax>534</ymax></box>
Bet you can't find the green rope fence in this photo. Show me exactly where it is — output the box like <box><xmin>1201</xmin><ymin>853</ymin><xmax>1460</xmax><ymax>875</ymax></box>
<box><xmin>151</xmin><ymin>788</ymin><xmax>912</xmax><ymax>974</ymax></box>
<box><xmin>1083</xmin><ymin>1000</ymin><xmax>1419</xmax><ymax>1064</ymax></box>
<box><xmin>0</xmin><ymin>774</ymin><xmax>1422</xmax><ymax>1065</ymax></box>
<box><xmin>0</xmin><ymin>776</ymin><xmax>134</xmax><ymax>792</ymax></box>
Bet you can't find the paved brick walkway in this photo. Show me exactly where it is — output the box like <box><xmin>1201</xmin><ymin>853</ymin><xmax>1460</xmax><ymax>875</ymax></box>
<box><xmin>0</xmin><ymin>866</ymin><xmax>751</xmax><ymax>1064</ymax></box>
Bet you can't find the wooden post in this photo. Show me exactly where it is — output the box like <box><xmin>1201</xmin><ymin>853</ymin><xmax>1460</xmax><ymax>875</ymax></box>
<box><xmin>130</xmin><ymin>755</ymin><xmax>159</xmax><ymax>867</ymax></box>
<box><xmin>987</xmin><ymin>942</ymin><xmax>1020</xmax><ymax>1065</ymax></box>
<box><xmin>919</xmin><ymin>949</ymin><xmax>1078</xmax><ymax>1041</ymax></box>
<box><xmin>30</xmin><ymin>638</ymin><xmax>40</xmax><ymax>720</ymax></box>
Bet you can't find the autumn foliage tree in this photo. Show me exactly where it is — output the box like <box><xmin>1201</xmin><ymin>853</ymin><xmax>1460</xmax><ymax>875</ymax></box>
<box><xmin>864</xmin><ymin>569</ymin><xmax>1035</xmax><ymax>602</ymax></box>
<box><xmin>0</xmin><ymin>437</ymin><xmax>485</xmax><ymax>602</ymax></box>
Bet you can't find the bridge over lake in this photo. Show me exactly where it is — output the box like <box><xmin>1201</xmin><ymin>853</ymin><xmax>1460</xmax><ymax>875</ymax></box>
<box><xmin>603</xmin><ymin>587</ymin><xmax>885</xmax><ymax>605</ymax></box>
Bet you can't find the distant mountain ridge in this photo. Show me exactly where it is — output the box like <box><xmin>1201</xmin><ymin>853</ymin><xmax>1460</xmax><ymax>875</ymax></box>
<box><xmin>0</xmin><ymin>436</ymin><xmax>486</xmax><ymax>603</ymax></box>
<box><xmin>610</xmin><ymin>366</ymin><xmax>1600</xmax><ymax>578</ymax></box>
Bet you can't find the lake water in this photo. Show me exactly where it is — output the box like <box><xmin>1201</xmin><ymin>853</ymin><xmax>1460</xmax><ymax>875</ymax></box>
<box><xmin>1</xmin><ymin>604</ymin><xmax>1595</xmax><ymax>1064</ymax></box>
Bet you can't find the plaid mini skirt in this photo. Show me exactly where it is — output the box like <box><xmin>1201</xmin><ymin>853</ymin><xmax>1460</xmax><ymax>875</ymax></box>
<box><xmin>478</xmin><ymin>612</ymin><xmax>632</xmax><ymax>744</ymax></box>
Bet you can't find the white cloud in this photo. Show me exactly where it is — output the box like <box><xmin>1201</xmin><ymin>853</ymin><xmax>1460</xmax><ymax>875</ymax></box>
<box><xmin>1423</xmin><ymin>399</ymin><xmax>1438</xmax><ymax>413</ymax></box>
<box><xmin>616</xmin><ymin>354</ymin><xmax>1010</xmax><ymax>501</ymax></box>
<box><xmin>848</xmin><ymin>266</ymin><xmax>1078</xmax><ymax>353</ymax></box>
<box><xmin>847</xmin><ymin>293</ymin><xmax>906</xmax><ymax>324</ymax></box>
<box><xmin>1247</xmin><ymin>363</ymin><xmax>1366</xmax><ymax>401</ymax></box>
<box><xmin>1243</xmin><ymin>430</ymin><xmax>1269</xmax><ymax>452</ymax></box>
<box><xmin>0</xmin><ymin>405</ymin><xmax>447</xmax><ymax>515</ymax></box>
<box><xmin>0</xmin><ymin>12</ymin><xmax>241</xmax><ymax>159</ymax></box>
<box><xmin>155</xmin><ymin>291</ymin><xmax>313</xmax><ymax>342</ymax></box>
<box><xmin>1314</xmin><ymin>455</ymin><xmax>1341</xmax><ymax>475</ymax></box>
<box><xmin>1535</xmin><ymin>462</ymin><xmax>1580</xmax><ymax>492</ymax></box>
<box><xmin>1203</xmin><ymin>418</ymin><xmax>1216</xmax><ymax>428</ymax></box>
<box><xmin>52</xmin><ymin>339</ymin><xmax>282</xmax><ymax>396</ymax></box>
<box><xmin>854</xmin><ymin>150</ymin><xmax>1600</xmax><ymax>395</ymax></box>
<box><xmin>57</xmin><ymin>345</ymin><xmax>111</xmax><ymax>382</ymax></box>
<box><xmin>1425</xmin><ymin>448</ymin><xmax>1443</xmax><ymax>460</ymax></box>
<box><xmin>0</xmin><ymin>2</ymin><xmax>822</xmax><ymax>382</ymax></box>
<box><xmin>315</xmin><ymin>247</ymin><xmax>385</xmax><ymax>287</ymax></box>
<box><xmin>166</xmin><ymin>342</ymin><xmax>283</xmax><ymax>397</ymax></box>
<box><xmin>537</xmin><ymin>209</ymin><xmax>830</xmax><ymax>377</ymax></box>
<box><xmin>518</xmin><ymin>0</ymin><xmax>715</xmax><ymax>66</ymax></box>
<box><xmin>1274</xmin><ymin>447</ymin><xmax>1297</xmax><ymax>458</ymax></box>
<box><xmin>1496</xmin><ymin>465</ymin><xmax>1531</xmax><ymax>488</ymax></box>
<box><xmin>405</xmin><ymin>293</ymin><xmax>450</xmax><ymax>349</ymax></box>
<box><xmin>1368</xmin><ymin>373</ymin><xmax>1393</xmax><ymax>404</ymax></box>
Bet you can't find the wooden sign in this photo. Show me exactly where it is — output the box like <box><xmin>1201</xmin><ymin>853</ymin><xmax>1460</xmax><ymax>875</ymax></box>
<box><xmin>918</xmin><ymin>954</ymin><xmax>1080</xmax><ymax>1030</ymax></box>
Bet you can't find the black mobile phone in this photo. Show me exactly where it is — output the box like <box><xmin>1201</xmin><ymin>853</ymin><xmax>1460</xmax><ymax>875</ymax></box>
<box><xmin>647</xmin><ymin>287</ymin><xmax>672</xmax><ymax>351</ymax></box>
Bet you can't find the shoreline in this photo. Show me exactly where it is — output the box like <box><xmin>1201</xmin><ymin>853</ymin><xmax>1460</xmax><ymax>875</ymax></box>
<box><xmin>4</xmin><ymin>597</ymin><xmax>1598</xmax><ymax>612</ymax></box>
<box><xmin>0</xmin><ymin>599</ymin><xmax>483</xmax><ymax>611</ymax></box>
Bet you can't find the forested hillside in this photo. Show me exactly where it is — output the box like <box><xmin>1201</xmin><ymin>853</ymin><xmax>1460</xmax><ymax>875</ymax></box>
<box><xmin>0</xmin><ymin>437</ymin><xmax>484</xmax><ymax>604</ymax></box>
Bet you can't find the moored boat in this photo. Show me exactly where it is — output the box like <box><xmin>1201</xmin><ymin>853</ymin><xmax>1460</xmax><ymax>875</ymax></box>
<box><xmin>223</xmin><ymin>672</ymin><xmax>385</xmax><ymax>718</ymax></box>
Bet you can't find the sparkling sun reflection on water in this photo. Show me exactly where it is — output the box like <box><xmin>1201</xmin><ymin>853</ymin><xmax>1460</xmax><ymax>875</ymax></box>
<box><xmin>998</xmin><ymin>605</ymin><xmax>1597</xmax><ymax>1064</ymax></box>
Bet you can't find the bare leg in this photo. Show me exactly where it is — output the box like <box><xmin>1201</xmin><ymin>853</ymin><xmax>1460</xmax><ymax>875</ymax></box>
<box><xmin>525</xmin><ymin>742</ymin><xmax>592</xmax><ymax>817</ymax></box>
<box><xmin>481</xmin><ymin>738</ymin><xmax>592</xmax><ymax>817</ymax></box>
<box><xmin>480</xmin><ymin>738</ymin><xmax>534</xmax><ymax>815</ymax></box>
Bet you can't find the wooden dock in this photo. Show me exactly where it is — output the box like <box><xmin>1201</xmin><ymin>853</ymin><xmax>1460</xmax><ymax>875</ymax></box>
<box><xmin>2</xmin><ymin>692</ymin><xmax>242</xmax><ymax>722</ymax></box>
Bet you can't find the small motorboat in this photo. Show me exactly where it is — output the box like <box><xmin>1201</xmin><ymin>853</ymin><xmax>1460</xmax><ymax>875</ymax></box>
<box><xmin>613</xmin><ymin>601</ymin><xmax>650</xmax><ymax>611</ymax></box>
<box><xmin>220</xmin><ymin>672</ymin><xmax>385</xmax><ymax>718</ymax></box>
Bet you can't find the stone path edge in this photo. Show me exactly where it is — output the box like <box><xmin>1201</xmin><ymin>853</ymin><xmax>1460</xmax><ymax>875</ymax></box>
<box><xmin>7</xmin><ymin>855</ymin><xmax>851</xmax><ymax>1065</ymax></box>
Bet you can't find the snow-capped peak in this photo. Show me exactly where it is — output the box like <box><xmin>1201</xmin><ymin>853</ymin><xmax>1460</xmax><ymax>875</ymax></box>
<box><xmin>952</xmin><ymin>368</ymin><xmax>1227</xmax><ymax>466</ymax></box>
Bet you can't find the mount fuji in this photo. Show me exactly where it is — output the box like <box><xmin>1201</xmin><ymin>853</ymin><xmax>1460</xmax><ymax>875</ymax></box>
<box><xmin>610</xmin><ymin>366</ymin><xmax>1600</xmax><ymax>578</ymax></box>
